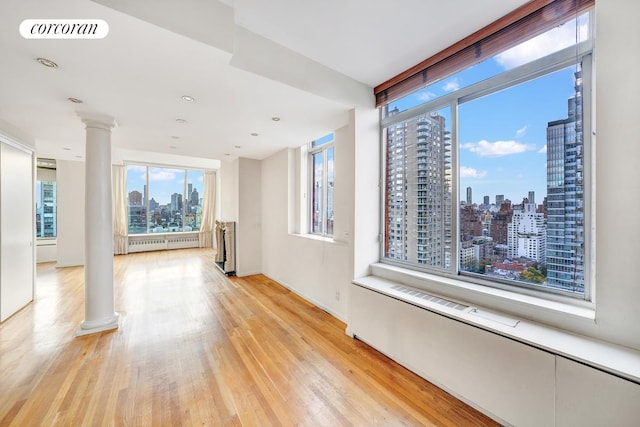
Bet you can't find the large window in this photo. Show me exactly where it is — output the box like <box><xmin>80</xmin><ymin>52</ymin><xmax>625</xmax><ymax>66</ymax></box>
<box><xmin>309</xmin><ymin>133</ymin><xmax>334</xmax><ymax>236</ymax></box>
<box><xmin>126</xmin><ymin>164</ymin><xmax>204</xmax><ymax>234</ymax></box>
<box><xmin>35</xmin><ymin>159</ymin><xmax>57</xmax><ymax>239</ymax></box>
<box><xmin>381</xmin><ymin>9</ymin><xmax>592</xmax><ymax>298</ymax></box>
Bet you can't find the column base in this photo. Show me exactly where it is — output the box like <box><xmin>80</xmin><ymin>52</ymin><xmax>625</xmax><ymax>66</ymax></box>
<box><xmin>75</xmin><ymin>313</ymin><xmax>120</xmax><ymax>337</ymax></box>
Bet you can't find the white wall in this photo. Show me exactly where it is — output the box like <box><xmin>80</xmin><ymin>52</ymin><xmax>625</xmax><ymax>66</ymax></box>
<box><xmin>350</xmin><ymin>108</ymin><xmax>380</xmax><ymax>280</ymax></box>
<box><xmin>260</xmin><ymin>108</ymin><xmax>375</xmax><ymax>321</ymax></box>
<box><xmin>591</xmin><ymin>0</ymin><xmax>640</xmax><ymax>350</ymax></box>
<box><xmin>36</xmin><ymin>241</ymin><xmax>57</xmax><ymax>263</ymax></box>
<box><xmin>56</xmin><ymin>160</ymin><xmax>85</xmax><ymax>267</ymax></box>
<box><xmin>219</xmin><ymin>158</ymin><xmax>239</xmax><ymax>222</ymax></box>
<box><xmin>237</xmin><ymin>158</ymin><xmax>262</xmax><ymax>276</ymax></box>
<box><xmin>218</xmin><ymin>157</ymin><xmax>263</xmax><ymax>276</ymax></box>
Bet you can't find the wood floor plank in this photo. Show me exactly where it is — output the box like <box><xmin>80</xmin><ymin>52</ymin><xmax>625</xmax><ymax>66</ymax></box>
<box><xmin>0</xmin><ymin>248</ymin><xmax>498</xmax><ymax>426</ymax></box>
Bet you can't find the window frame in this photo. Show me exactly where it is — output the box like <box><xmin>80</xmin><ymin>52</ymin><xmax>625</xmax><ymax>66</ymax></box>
<box><xmin>125</xmin><ymin>162</ymin><xmax>205</xmax><ymax>235</ymax></box>
<box><xmin>35</xmin><ymin>159</ymin><xmax>57</xmax><ymax>240</ymax></box>
<box><xmin>379</xmin><ymin>37</ymin><xmax>594</xmax><ymax>302</ymax></box>
<box><xmin>308</xmin><ymin>134</ymin><xmax>334</xmax><ymax>237</ymax></box>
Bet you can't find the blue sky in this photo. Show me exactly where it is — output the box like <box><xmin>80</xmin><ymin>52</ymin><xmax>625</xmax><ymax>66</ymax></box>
<box><xmin>388</xmin><ymin>15</ymin><xmax>587</xmax><ymax>205</ymax></box>
<box><xmin>126</xmin><ymin>165</ymin><xmax>203</xmax><ymax>205</ymax></box>
<box><xmin>458</xmin><ymin>65</ymin><xmax>575</xmax><ymax>205</ymax></box>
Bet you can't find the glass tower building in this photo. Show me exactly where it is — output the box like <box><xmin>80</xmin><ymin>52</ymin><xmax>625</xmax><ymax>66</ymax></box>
<box><xmin>545</xmin><ymin>67</ymin><xmax>585</xmax><ymax>292</ymax></box>
<box><xmin>384</xmin><ymin>109</ymin><xmax>452</xmax><ymax>268</ymax></box>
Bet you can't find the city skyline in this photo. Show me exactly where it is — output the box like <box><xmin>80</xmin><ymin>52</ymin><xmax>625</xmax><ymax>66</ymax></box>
<box><xmin>126</xmin><ymin>164</ymin><xmax>204</xmax><ymax>234</ymax></box>
<box><xmin>126</xmin><ymin>164</ymin><xmax>203</xmax><ymax>206</ymax></box>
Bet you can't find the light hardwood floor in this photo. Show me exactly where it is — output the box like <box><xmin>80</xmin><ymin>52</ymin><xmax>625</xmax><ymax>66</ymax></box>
<box><xmin>0</xmin><ymin>249</ymin><xmax>498</xmax><ymax>426</ymax></box>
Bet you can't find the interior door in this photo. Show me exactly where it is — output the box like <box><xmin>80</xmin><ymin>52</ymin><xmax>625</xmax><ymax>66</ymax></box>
<box><xmin>1</xmin><ymin>141</ymin><xmax>34</xmax><ymax>321</ymax></box>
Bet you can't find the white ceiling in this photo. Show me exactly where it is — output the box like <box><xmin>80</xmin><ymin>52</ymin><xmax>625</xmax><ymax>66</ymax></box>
<box><xmin>0</xmin><ymin>0</ymin><xmax>528</xmax><ymax>165</ymax></box>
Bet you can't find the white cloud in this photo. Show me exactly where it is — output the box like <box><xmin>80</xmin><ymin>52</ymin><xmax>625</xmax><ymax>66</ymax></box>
<box><xmin>495</xmin><ymin>18</ymin><xmax>589</xmax><ymax>69</ymax></box>
<box><xmin>417</xmin><ymin>91</ymin><xmax>437</xmax><ymax>101</ymax></box>
<box><xmin>442</xmin><ymin>78</ymin><xmax>460</xmax><ymax>92</ymax></box>
<box><xmin>149</xmin><ymin>170</ymin><xmax>177</xmax><ymax>182</ymax></box>
<box><xmin>537</xmin><ymin>144</ymin><xmax>547</xmax><ymax>154</ymax></box>
<box><xmin>461</xmin><ymin>140</ymin><xmax>534</xmax><ymax>157</ymax></box>
<box><xmin>516</xmin><ymin>125</ymin><xmax>528</xmax><ymax>138</ymax></box>
<box><xmin>460</xmin><ymin>166</ymin><xmax>487</xmax><ymax>179</ymax></box>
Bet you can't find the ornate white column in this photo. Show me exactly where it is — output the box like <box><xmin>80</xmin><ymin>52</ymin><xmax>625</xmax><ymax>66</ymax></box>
<box><xmin>76</xmin><ymin>113</ymin><xmax>119</xmax><ymax>336</ymax></box>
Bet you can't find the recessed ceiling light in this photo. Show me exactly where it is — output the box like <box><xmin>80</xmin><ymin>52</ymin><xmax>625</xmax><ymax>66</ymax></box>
<box><xmin>224</xmin><ymin>153</ymin><xmax>230</xmax><ymax>156</ymax></box>
<box><xmin>176</xmin><ymin>118</ymin><xmax>187</xmax><ymax>124</ymax></box>
<box><xmin>171</xmin><ymin>135</ymin><xmax>180</xmax><ymax>140</ymax></box>
<box><xmin>181</xmin><ymin>95</ymin><xmax>195</xmax><ymax>102</ymax></box>
<box><xmin>234</xmin><ymin>145</ymin><xmax>241</xmax><ymax>149</ymax></box>
<box><xmin>36</xmin><ymin>57</ymin><xmax>58</xmax><ymax>68</ymax></box>
<box><xmin>169</xmin><ymin>146</ymin><xmax>177</xmax><ymax>149</ymax></box>
<box><xmin>68</xmin><ymin>97</ymin><xmax>83</xmax><ymax>104</ymax></box>
<box><xmin>272</xmin><ymin>117</ymin><xmax>281</xmax><ymax>122</ymax></box>
<box><xmin>250</xmin><ymin>133</ymin><xmax>258</xmax><ymax>136</ymax></box>
<box><xmin>63</xmin><ymin>147</ymin><xmax>71</xmax><ymax>151</ymax></box>
<box><xmin>75</xmin><ymin>155</ymin><xmax>82</xmax><ymax>159</ymax></box>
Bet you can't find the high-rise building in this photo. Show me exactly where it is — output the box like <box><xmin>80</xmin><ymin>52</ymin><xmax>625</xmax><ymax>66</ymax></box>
<box><xmin>508</xmin><ymin>201</ymin><xmax>546</xmax><ymax>263</ymax></box>
<box><xmin>171</xmin><ymin>193</ymin><xmax>183</xmax><ymax>212</ymax></box>
<box><xmin>528</xmin><ymin>191</ymin><xmax>535</xmax><ymax>206</ymax></box>
<box><xmin>466</xmin><ymin>186</ymin><xmax>472</xmax><ymax>205</ymax></box>
<box><xmin>460</xmin><ymin>204</ymin><xmax>482</xmax><ymax>241</ymax></box>
<box><xmin>483</xmin><ymin>195</ymin><xmax>490</xmax><ymax>206</ymax></box>
<box><xmin>190</xmin><ymin>188</ymin><xmax>199</xmax><ymax>206</ymax></box>
<box><xmin>385</xmin><ymin>111</ymin><xmax>452</xmax><ymax>268</ymax></box>
<box><xmin>495</xmin><ymin>194</ymin><xmax>504</xmax><ymax>206</ymax></box>
<box><xmin>546</xmin><ymin>67</ymin><xmax>585</xmax><ymax>292</ymax></box>
<box><xmin>129</xmin><ymin>190</ymin><xmax>142</xmax><ymax>206</ymax></box>
<box><xmin>490</xmin><ymin>202</ymin><xmax>512</xmax><ymax>245</ymax></box>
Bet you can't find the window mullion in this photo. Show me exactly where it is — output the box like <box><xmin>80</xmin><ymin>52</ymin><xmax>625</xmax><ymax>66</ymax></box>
<box><xmin>145</xmin><ymin>165</ymin><xmax>150</xmax><ymax>234</ymax></box>
<box><xmin>308</xmin><ymin>151</ymin><xmax>314</xmax><ymax>234</ymax></box>
<box><xmin>183</xmin><ymin>169</ymin><xmax>188</xmax><ymax>232</ymax></box>
<box><xmin>451</xmin><ymin>99</ymin><xmax>460</xmax><ymax>274</ymax></box>
<box><xmin>582</xmin><ymin>52</ymin><xmax>593</xmax><ymax>303</ymax></box>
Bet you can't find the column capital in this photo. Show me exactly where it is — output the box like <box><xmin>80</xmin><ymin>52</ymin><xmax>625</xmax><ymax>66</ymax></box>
<box><xmin>77</xmin><ymin>112</ymin><xmax>117</xmax><ymax>131</ymax></box>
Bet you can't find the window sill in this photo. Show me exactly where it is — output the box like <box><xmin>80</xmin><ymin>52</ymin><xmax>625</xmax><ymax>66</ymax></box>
<box><xmin>290</xmin><ymin>233</ymin><xmax>348</xmax><ymax>246</ymax></box>
<box><xmin>36</xmin><ymin>238</ymin><xmax>57</xmax><ymax>246</ymax></box>
<box><xmin>129</xmin><ymin>231</ymin><xmax>200</xmax><ymax>238</ymax></box>
<box><xmin>371</xmin><ymin>262</ymin><xmax>594</xmax><ymax>322</ymax></box>
<box><xmin>354</xmin><ymin>273</ymin><xmax>640</xmax><ymax>384</ymax></box>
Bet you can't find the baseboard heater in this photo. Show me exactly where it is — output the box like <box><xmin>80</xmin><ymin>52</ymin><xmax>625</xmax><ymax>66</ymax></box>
<box><xmin>214</xmin><ymin>221</ymin><xmax>236</xmax><ymax>276</ymax></box>
<box><xmin>128</xmin><ymin>234</ymin><xmax>199</xmax><ymax>253</ymax></box>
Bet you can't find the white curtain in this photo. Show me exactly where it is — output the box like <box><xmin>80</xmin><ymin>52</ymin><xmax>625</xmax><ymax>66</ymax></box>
<box><xmin>112</xmin><ymin>164</ymin><xmax>129</xmax><ymax>255</ymax></box>
<box><xmin>199</xmin><ymin>171</ymin><xmax>216</xmax><ymax>248</ymax></box>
